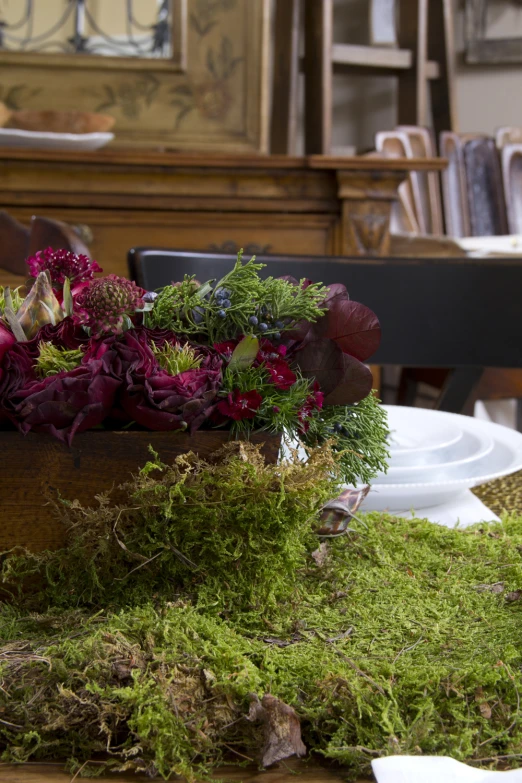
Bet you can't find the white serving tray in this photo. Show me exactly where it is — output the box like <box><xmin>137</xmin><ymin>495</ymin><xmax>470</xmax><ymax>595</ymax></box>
<box><xmin>0</xmin><ymin>127</ymin><xmax>114</xmax><ymax>151</ymax></box>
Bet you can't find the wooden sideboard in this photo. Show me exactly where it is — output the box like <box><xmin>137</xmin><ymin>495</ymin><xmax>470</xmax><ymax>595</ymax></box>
<box><xmin>0</xmin><ymin>148</ymin><xmax>445</xmax><ymax>282</ymax></box>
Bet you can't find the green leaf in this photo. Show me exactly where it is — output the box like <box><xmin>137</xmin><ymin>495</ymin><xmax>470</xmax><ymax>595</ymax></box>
<box><xmin>63</xmin><ymin>278</ymin><xmax>73</xmax><ymax>317</ymax></box>
<box><xmin>228</xmin><ymin>335</ymin><xmax>259</xmax><ymax>371</ymax></box>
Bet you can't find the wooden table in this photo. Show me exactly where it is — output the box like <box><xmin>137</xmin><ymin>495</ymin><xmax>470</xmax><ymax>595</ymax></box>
<box><xmin>0</xmin><ymin>148</ymin><xmax>446</xmax><ymax>283</ymax></box>
<box><xmin>0</xmin><ymin>761</ymin><xmax>371</xmax><ymax>782</ymax></box>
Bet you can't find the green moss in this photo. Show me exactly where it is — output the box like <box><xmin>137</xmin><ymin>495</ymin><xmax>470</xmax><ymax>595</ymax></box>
<box><xmin>3</xmin><ymin>451</ymin><xmax>522</xmax><ymax>779</ymax></box>
<box><xmin>2</xmin><ymin>443</ymin><xmax>340</xmax><ymax>618</ymax></box>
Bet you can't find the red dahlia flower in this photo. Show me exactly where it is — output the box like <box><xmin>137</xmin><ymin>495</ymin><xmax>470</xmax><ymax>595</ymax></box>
<box><xmin>74</xmin><ymin>275</ymin><xmax>145</xmax><ymax>338</ymax></box>
<box><xmin>27</xmin><ymin>247</ymin><xmax>102</xmax><ymax>286</ymax></box>
<box><xmin>217</xmin><ymin>389</ymin><xmax>263</xmax><ymax>421</ymax></box>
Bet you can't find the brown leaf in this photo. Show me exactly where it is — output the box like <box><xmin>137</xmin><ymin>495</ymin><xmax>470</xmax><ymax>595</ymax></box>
<box><xmin>312</xmin><ymin>542</ymin><xmax>329</xmax><ymax>567</ymax></box>
<box><xmin>505</xmin><ymin>590</ymin><xmax>522</xmax><ymax>602</ymax></box>
<box><xmin>247</xmin><ymin>693</ymin><xmax>306</xmax><ymax>767</ymax></box>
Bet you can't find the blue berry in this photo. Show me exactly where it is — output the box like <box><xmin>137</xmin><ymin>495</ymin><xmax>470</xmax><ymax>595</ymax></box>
<box><xmin>274</xmin><ymin>320</ymin><xmax>284</xmax><ymax>330</ymax></box>
<box><xmin>333</xmin><ymin>422</ymin><xmax>343</xmax><ymax>433</ymax></box>
<box><xmin>273</xmin><ymin>332</ymin><xmax>281</xmax><ymax>340</ymax></box>
<box><xmin>215</xmin><ymin>287</ymin><xmax>231</xmax><ymax>299</ymax></box>
<box><xmin>222</xmin><ymin>298</ymin><xmax>231</xmax><ymax>309</ymax></box>
<box><xmin>248</xmin><ymin>315</ymin><xmax>259</xmax><ymax>326</ymax></box>
<box><xmin>143</xmin><ymin>291</ymin><xmax>158</xmax><ymax>303</ymax></box>
<box><xmin>259</xmin><ymin>322</ymin><xmax>268</xmax><ymax>332</ymax></box>
<box><xmin>217</xmin><ymin>309</ymin><xmax>227</xmax><ymax>319</ymax></box>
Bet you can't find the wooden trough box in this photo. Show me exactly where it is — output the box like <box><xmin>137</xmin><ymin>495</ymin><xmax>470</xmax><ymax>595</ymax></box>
<box><xmin>0</xmin><ymin>430</ymin><xmax>281</xmax><ymax>554</ymax></box>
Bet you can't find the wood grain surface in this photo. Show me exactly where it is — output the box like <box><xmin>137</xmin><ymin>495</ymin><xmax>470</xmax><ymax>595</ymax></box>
<box><xmin>0</xmin><ymin>761</ymin><xmax>372</xmax><ymax>783</ymax></box>
<box><xmin>0</xmin><ymin>430</ymin><xmax>281</xmax><ymax>553</ymax></box>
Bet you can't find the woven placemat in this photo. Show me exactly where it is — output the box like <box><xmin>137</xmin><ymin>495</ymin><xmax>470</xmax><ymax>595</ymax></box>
<box><xmin>472</xmin><ymin>470</ymin><xmax>522</xmax><ymax>516</ymax></box>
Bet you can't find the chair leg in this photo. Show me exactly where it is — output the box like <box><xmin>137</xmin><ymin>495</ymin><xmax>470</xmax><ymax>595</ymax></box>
<box><xmin>397</xmin><ymin>370</ymin><xmax>419</xmax><ymax>406</ymax></box>
<box><xmin>435</xmin><ymin>367</ymin><xmax>483</xmax><ymax>414</ymax></box>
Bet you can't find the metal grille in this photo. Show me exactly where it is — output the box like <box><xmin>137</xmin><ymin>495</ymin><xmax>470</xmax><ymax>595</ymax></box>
<box><xmin>0</xmin><ymin>0</ymin><xmax>172</xmax><ymax>58</ymax></box>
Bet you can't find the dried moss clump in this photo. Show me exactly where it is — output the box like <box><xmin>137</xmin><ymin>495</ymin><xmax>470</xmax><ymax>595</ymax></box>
<box><xmin>2</xmin><ymin>442</ymin><xmax>340</xmax><ymax>620</ymax></box>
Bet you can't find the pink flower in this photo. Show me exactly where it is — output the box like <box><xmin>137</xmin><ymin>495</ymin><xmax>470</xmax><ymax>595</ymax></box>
<box><xmin>217</xmin><ymin>389</ymin><xmax>263</xmax><ymax>421</ymax></box>
<box><xmin>74</xmin><ymin>275</ymin><xmax>145</xmax><ymax>337</ymax></box>
<box><xmin>27</xmin><ymin>247</ymin><xmax>102</xmax><ymax>286</ymax></box>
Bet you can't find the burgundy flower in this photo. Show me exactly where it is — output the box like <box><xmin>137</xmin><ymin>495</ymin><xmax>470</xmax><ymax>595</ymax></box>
<box><xmin>37</xmin><ymin>317</ymin><xmax>90</xmax><ymax>351</ymax></box>
<box><xmin>74</xmin><ymin>275</ymin><xmax>145</xmax><ymax>338</ymax></box>
<box><xmin>13</xmin><ymin>361</ymin><xmax>121</xmax><ymax>445</ymax></box>
<box><xmin>120</xmin><ymin>333</ymin><xmax>223</xmax><ymax>432</ymax></box>
<box><xmin>0</xmin><ymin>323</ymin><xmax>15</xmax><ymax>364</ymax></box>
<box><xmin>27</xmin><ymin>247</ymin><xmax>102</xmax><ymax>286</ymax></box>
<box><xmin>83</xmin><ymin>328</ymin><xmax>157</xmax><ymax>381</ymax></box>
<box><xmin>217</xmin><ymin>389</ymin><xmax>263</xmax><ymax>421</ymax></box>
<box><xmin>123</xmin><ymin>366</ymin><xmax>222</xmax><ymax>432</ymax></box>
<box><xmin>0</xmin><ymin>341</ymin><xmax>38</xmax><ymax>424</ymax></box>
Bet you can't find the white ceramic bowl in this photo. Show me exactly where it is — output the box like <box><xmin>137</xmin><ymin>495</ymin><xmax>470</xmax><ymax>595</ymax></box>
<box><xmin>378</xmin><ymin>429</ymin><xmax>494</xmax><ymax>484</ymax></box>
<box><xmin>360</xmin><ymin>408</ymin><xmax>522</xmax><ymax>513</ymax></box>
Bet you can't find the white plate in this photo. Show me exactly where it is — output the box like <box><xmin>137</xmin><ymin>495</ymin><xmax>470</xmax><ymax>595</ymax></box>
<box><xmin>360</xmin><ymin>408</ymin><xmax>522</xmax><ymax>513</ymax></box>
<box><xmin>387</xmin><ymin>406</ymin><xmax>462</xmax><ymax>457</ymax></box>
<box><xmin>378</xmin><ymin>429</ymin><xmax>494</xmax><ymax>484</ymax></box>
<box><xmin>0</xmin><ymin>128</ymin><xmax>114</xmax><ymax>151</ymax></box>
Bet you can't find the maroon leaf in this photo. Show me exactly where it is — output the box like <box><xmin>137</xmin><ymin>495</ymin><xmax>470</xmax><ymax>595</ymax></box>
<box><xmin>315</xmin><ymin>299</ymin><xmax>381</xmax><ymax>362</ymax></box>
<box><xmin>322</xmin><ymin>283</ymin><xmax>349</xmax><ymax>304</ymax></box>
<box><xmin>293</xmin><ymin>338</ymin><xmax>345</xmax><ymax>396</ymax></box>
<box><xmin>324</xmin><ymin>353</ymin><xmax>373</xmax><ymax>405</ymax></box>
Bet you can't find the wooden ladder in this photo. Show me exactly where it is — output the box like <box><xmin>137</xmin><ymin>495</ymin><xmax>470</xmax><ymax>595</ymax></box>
<box><xmin>271</xmin><ymin>0</ymin><xmax>458</xmax><ymax>155</ymax></box>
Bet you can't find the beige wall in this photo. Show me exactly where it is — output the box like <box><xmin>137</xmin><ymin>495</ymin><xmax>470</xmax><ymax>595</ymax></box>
<box><xmin>325</xmin><ymin>0</ymin><xmax>522</xmax><ymax>152</ymax></box>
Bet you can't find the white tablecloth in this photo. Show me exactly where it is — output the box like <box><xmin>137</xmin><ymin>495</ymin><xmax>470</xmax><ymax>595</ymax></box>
<box><xmin>394</xmin><ymin>489</ymin><xmax>500</xmax><ymax>528</ymax></box>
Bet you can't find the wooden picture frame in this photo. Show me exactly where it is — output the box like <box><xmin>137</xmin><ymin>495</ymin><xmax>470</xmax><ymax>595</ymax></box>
<box><xmin>0</xmin><ymin>0</ymin><xmax>270</xmax><ymax>153</ymax></box>
<box><xmin>465</xmin><ymin>0</ymin><xmax>522</xmax><ymax>64</ymax></box>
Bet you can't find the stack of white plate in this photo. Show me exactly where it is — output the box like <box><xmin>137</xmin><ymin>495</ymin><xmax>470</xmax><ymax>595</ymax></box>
<box><xmin>360</xmin><ymin>405</ymin><xmax>522</xmax><ymax>513</ymax></box>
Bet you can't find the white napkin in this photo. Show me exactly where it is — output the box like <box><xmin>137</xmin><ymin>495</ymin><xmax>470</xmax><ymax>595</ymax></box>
<box><xmin>393</xmin><ymin>489</ymin><xmax>500</xmax><ymax>528</ymax></box>
<box><xmin>372</xmin><ymin>756</ymin><xmax>522</xmax><ymax>782</ymax></box>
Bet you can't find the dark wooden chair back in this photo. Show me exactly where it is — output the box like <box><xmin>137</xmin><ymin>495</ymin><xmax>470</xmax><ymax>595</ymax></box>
<box><xmin>128</xmin><ymin>247</ymin><xmax>522</xmax><ymax>412</ymax></box>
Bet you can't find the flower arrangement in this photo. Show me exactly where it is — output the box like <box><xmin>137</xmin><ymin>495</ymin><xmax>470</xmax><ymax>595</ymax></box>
<box><xmin>0</xmin><ymin>248</ymin><xmax>388</xmax><ymax>485</ymax></box>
